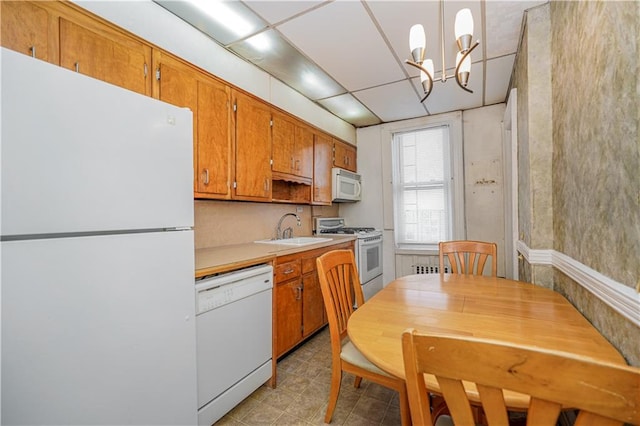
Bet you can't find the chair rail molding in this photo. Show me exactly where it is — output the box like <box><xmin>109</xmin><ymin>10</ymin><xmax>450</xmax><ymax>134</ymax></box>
<box><xmin>517</xmin><ymin>240</ymin><xmax>640</xmax><ymax>328</ymax></box>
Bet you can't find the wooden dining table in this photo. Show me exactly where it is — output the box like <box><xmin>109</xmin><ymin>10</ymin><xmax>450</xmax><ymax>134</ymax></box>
<box><xmin>347</xmin><ymin>273</ymin><xmax>627</xmax><ymax>410</ymax></box>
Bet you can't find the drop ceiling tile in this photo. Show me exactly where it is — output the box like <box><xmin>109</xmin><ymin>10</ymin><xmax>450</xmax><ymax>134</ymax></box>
<box><xmin>244</xmin><ymin>1</ymin><xmax>325</xmax><ymax>25</ymax></box>
<box><xmin>354</xmin><ymin>80</ymin><xmax>428</xmax><ymax>122</ymax></box>
<box><xmin>485</xmin><ymin>54</ymin><xmax>515</xmax><ymax>104</ymax></box>
<box><xmin>277</xmin><ymin>0</ymin><xmax>405</xmax><ymax>91</ymax></box>
<box><xmin>485</xmin><ymin>1</ymin><xmax>545</xmax><ymax>58</ymax></box>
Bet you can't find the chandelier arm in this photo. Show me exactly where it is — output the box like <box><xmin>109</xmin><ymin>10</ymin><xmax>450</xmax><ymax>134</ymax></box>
<box><xmin>454</xmin><ymin>41</ymin><xmax>480</xmax><ymax>93</ymax></box>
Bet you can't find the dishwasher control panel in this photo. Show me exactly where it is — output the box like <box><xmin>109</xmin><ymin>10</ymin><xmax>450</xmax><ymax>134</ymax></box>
<box><xmin>195</xmin><ymin>264</ymin><xmax>273</xmax><ymax>315</ymax></box>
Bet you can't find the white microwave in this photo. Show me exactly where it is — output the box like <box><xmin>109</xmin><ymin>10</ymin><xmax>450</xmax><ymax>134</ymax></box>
<box><xmin>332</xmin><ymin>167</ymin><xmax>362</xmax><ymax>202</ymax></box>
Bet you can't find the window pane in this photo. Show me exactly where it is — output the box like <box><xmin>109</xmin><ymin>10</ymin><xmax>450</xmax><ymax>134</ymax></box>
<box><xmin>393</xmin><ymin>125</ymin><xmax>450</xmax><ymax>247</ymax></box>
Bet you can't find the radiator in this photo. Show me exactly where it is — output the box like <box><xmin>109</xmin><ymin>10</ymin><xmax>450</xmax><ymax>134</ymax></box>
<box><xmin>396</xmin><ymin>254</ymin><xmax>448</xmax><ymax>277</ymax></box>
<box><xmin>412</xmin><ymin>264</ymin><xmax>449</xmax><ymax>274</ymax></box>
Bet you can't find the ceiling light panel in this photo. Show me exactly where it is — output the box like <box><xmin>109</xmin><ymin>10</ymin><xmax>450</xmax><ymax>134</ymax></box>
<box><xmin>318</xmin><ymin>94</ymin><xmax>381</xmax><ymax>127</ymax></box>
<box><xmin>154</xmin><ymin>0</ymin><xmax>267</xmax><ymax>45</ymax></box>
<box><xmin>230</xmin><ymin>29</ymin><xmax>346</xmax><ymax>100</ymax></box>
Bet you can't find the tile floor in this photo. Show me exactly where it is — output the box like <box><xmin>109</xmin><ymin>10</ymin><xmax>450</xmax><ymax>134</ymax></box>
<box><xmin>214</xmin><ymin>326</ymin><xmax>402</xmax><ymax>425</ymax></box>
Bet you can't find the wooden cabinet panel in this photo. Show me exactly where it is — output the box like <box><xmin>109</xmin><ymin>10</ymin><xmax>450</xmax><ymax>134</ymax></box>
<box><xmin>295</xmin><ymin>125</ymin><xmax>314</xmax><ymax>179</ymax></box>
<box><xmin>59</xmin><ymin>18</ymin><xmax>151</xmax><ymax>96</ymax></box>
<box><xmin>233</xmin><ymin>90</ymin><xmax>272</xmax><ymax>201</ymax></box>
<box><xmin>153</xmin><ymin>56</ymin><xmax>198</xmax><ymax>192</ymax></box>
<box><xmin>272</xmin><ymin>112</ymin><xmax>313</xmax><ymax>180</ymax></box>
<box><xmin>275</xmin><ymin>279</ymin><xmax>303</xmax><ymax>358</ymax></box>
<box><xmin>1</xmin><ymin>1</ymin><xmax>54</xmax><ymax>62</ymax></box>
<box><xmin>313</xmin><ymin>132</ymin><xmax>333</xmax><ymax>205</ymax></box>
<box><xmin>302</xmin><ymin>267</ymin><xmax>325</xmax><ymax>337</ymax></box>
<box><xmin>197</xmin><ymin>79</ymin><xmax>231</xmax><ymax>198</ymax></box>
<box><xmin>334</xmin><ymin>139</ymin><xmax>357</xmax><ymax>172</ymax></box>
<box><xmin>271</xmin><ymin>111</ymin><xmax>296</xmax><ymax>176</ymax></box>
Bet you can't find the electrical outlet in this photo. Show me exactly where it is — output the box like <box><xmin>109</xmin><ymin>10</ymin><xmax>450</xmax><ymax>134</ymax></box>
<box><xmin>296</xmin><ymin>206</ymin><xmax>303</xmax><ymax>213</ymax></box>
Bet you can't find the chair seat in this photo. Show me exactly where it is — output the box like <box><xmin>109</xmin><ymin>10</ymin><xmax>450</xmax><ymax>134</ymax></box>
<box><xmin>435</xmin><ymin>415</ymin><xmax>454</xmax><ymax>426</ymax></box>
<box><xmin>341</xmin><ymin>340</ymin><xmax>393</xmax><ymax>377</ymax></box>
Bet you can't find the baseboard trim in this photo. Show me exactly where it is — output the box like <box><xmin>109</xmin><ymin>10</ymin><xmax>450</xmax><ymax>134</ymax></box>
<box><xmin>516</xmin><ymin>240</ymin><xmax>640</xmax><ymax>328</ymax></box>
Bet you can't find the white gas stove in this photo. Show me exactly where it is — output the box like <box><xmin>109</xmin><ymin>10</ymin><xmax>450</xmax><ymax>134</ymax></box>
<box><xmin>314</xmin><ymin>217</ymin><xmax>383</xmax><ymax>300</ymax></box>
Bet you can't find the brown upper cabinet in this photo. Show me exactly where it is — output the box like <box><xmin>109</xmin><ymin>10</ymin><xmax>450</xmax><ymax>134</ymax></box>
<box><xmin>152</xmin><ymin>51</ymin><xmax>232</xmax><ymax>200</ymax></box>
<box><xmin>1</xmin><ymin>1</ymin><xmax>57</xmax><ymax>63</ymax></box>
<box><xmin>271</xmin><ymin>111</ymin><xmax>313</xmax><ymax>181</ymax></box>
<box><xmin>233</xmin><ymin>90</ymin><xmax>272</xmax><ymax>202</ymax></box>
<box><xmin>59</xmin><ymin>18</ymin><xmax>151</xmax><ymax>96</ymax></box>
<box><xmin>313</xmin><ymin>132</ymin><xmax>333</xmax><ymax>205</ymax></box>
<box><xmin>333</xmin><ymin>139</ymin><xmax>357</xmax><ymax>172</ymax></box>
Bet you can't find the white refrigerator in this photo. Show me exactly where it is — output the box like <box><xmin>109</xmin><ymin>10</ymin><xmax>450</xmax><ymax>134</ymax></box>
<box><xmin>1</xmin><ymin>48</ymin><xmax>198</xmax><ymax>424</ymax></box>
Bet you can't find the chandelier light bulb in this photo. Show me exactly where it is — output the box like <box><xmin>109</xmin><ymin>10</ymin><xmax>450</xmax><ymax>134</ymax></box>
<box><xmin>456</xmin><ymin>52</ymin><xmax>471</xmax><ymax>74</ymax></box>
<box><xmin>423</xmin><ymin>59</ymin><xmax>434</xmax><ymax>79</ymax></box>
<box><xmin>409</xmin><ymin>24</ymin><xmax>426</xmax><ymax>51</ymax></box>
<box><xmin>455</xmin><ymin>8</ymin><xmax>474</xmax><ymax>39</ymax></box>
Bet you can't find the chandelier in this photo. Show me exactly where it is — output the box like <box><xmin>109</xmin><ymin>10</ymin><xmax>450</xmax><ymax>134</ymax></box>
<box><xmin>405</xmin><ymin>1</ymin><xmax>479</xmax><ymax>102</ymax></box>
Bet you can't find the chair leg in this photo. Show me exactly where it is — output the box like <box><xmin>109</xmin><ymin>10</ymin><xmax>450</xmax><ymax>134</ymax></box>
<box><xmin>354</xmin><ymin>376</ymin><xmax>363</xmax><ymax>388</ymax></box>
<box><xmin>398</xmin><ymin>383</ymin><xmax>412</xmax><ymax>426</ymax></box>
<box><xmin>325</xmin><ymin>364</ymin><xmax>343</xmax><ymax>423</ymax></box>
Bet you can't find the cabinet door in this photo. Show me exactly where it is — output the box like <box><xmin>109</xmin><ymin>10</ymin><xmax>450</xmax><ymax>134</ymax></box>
<box><xmin>302</xmin><ymin>272</ymin><xmax>325</xmax><ymax>337</ymax></box>
<box><xmin>271</xmin><ymin>111</ymin><xmax>296</xmax><ymax>175</ymax></box>
<box><xmin>1</xmin><ymin>1</ymin><xmax>53</xmax><ymax>63</ymax></box>
<box><xmin>197</xmin><ymin>79</ymin><xmax>231</xmax><ymax>198</ymax></box>
<box><xmin>154</xmin><ymin>57</ymin><xmax>198</xmax><ymax>192</ymax></box>
<box><xmin>313</xmin><ymin>132</ymin><xmax>333</xmax><ymax>205</ymax></box>
<box><xmin>275</xmin><ymin>279</ymin><xmax>303</xmax><ymax>358</ymax></box>
<box><xmin>233</xmin><ymin>91</ymin><xmax>272</xmax><ymax>201</ymax></box>
<box><xmin>334</xmin><ymin>139</ymin><xmax>357</xmax><ymax>172</ymax></box>
<box><xmin>59</xmin><ymin>18</ymin><xmax>151</xmax><ymax>96</ymax></box>
<box><xmin>295</xmin><ymin>125</ymin><xmax>314</xmax><ymax>179</ymax></box>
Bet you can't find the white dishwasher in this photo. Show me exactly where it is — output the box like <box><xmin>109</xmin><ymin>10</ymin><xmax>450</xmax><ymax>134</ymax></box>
<box><xmin>195</xmin><ymin>264</ymin><xmax>273</xmax><ymax>426</ymax></box>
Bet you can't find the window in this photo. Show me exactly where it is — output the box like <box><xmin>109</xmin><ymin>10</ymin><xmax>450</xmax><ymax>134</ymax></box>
<box><xmin>387</xmin><ymin>113</ymin><xmax>464</xmax><ymax>250</ymax></box>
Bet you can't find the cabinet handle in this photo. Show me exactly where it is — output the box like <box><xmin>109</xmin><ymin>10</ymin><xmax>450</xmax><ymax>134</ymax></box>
<box><xmin>295</xmin><ymin>159</ymin><xmax>300</xmax><ymax>171</ymax></box>
<box><xmin>30</xmin><ymin>46</ymin><xmax>36</xmax><ymax>58</ymax></box>
<box><xmin>295</xmin><ymin>286</ymin><xmax>302</xmax><ymax>300</ymax></box>
<box><xmin>283</xmin><ymin>268</ymin><xmax>294</xmax><ymax>275</ymax></box>
<box><xmin>264</xmin><ymin>178</ymin><xmax>270</xmax><ymax>193</ymax></box>
<box><xmin>74</xmin><ymin>62</ymin><xmax>79</xmax><ymax>73</ymax></box>
<box><xmin>203</xmin><ymin>169</ymin><xmax>209</xmax><ymax>185</ymax></box>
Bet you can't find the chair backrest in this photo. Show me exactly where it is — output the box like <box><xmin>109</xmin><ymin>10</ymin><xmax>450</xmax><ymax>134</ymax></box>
<box><xmin>316</xmin><ymin>250</ymin><xmax>365</xmax><ymax>350</ymax></box>
<box><xmin>439</xmin><ymin>240</ymin><xmax>497</xmax><ymax>276</ymax></box>
<box><xmin>402</xmin><ymin>329</ymin><xmax>640</xmax><ymax>426</ymax></box>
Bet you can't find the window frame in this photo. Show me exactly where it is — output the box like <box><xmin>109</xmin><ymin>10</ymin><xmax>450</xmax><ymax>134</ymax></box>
<box><xmin>381</xmin><ymin>112</ymin><xmax>465</xmax><ymax>253</ymax></box>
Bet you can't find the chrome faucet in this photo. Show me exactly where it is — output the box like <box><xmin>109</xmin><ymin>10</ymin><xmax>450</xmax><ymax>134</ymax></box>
<box><xmin>276</xmin><ymin>213</ymin><xmax>301</xmax><ymax>240</ymax></box>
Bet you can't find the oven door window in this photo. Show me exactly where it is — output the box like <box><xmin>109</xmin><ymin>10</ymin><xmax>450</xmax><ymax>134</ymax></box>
<box><xmin>359</xmin><ymin>241</ymin><xmax>383</xmax><ymax>283</ymax></box>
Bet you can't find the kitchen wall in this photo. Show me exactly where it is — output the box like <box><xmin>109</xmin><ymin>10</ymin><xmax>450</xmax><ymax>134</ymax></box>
<box><xmin>194</xmin><ymin>201</ymin><xmax>338</xmax><ymax>249</ymax></box>
<box><xmin>341</xmin><ymin>104</ymin><xmax>506</xmax><ymax>285</ymax></box>
<box><xmin>514</xmin><ymin>2</ymin><xmax>640</xmax><ymax>365</ymax></box>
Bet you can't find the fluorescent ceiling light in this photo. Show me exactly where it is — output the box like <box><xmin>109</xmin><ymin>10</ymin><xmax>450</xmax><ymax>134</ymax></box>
<box><xmin>189</xmin><ymin>0</ymin><xmax>254</xmax><ymax>38</ymax></box>
<box><xmin>318</xmin><ymin>94</ymin><xmax>380</xmax><ymax>127</ymax></box>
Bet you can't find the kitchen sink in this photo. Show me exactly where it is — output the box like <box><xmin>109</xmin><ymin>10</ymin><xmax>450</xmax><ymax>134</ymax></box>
<box><xmin>254</xmin><ymin>237</ymin><xmax>333</xmax><ymax>246</ymax></box>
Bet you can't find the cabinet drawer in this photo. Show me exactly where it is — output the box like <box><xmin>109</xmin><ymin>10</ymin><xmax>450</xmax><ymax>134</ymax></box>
<box><xmin>301</xmin><ymin>257</ymin><xmax>316</xmax><ymax>275</ymax></box>
<box><xmin>275</xmin><ymin>260</ymin><xmax>301</xmax><ymax>283</ymax></box>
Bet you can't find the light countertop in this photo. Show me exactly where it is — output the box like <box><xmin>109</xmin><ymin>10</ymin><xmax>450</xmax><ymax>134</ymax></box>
<box><xmin>195</xmin><ymin>235</ymin><xmax>356</xmax><ymax>278</ymax></box>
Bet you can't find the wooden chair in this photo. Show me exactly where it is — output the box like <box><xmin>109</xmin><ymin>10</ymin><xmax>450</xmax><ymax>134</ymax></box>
<box><xmin>316</xmin><ymin>249</ymin><xmax>410</xmax><ymax>426</ymax></box>
<box><xmin>439</xmin><ymin>240</ymin><xmax>497</xmax><ymax>277</ymax></box>
<box><xmin>402</xmin><ymin>328</ymin><xmax>640</xmax><ymax>426</ymax></box>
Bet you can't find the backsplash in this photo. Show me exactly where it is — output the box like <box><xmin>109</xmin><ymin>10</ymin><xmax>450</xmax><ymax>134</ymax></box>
<box><xmin>194</xmin><ymin>200</ymin><xmax>338</xmax><ymax>249</ymax></box>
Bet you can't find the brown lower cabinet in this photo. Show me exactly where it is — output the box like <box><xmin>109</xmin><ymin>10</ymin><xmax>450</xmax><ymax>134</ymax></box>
<box><xmin>272</xmin><ymin>241</ymin><xmax>354</xmax><ymax>385</ymax></box>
